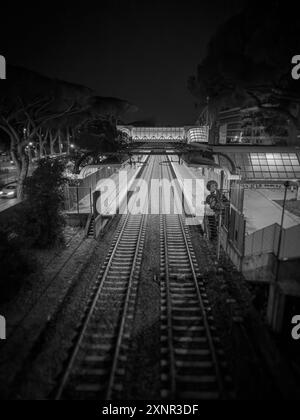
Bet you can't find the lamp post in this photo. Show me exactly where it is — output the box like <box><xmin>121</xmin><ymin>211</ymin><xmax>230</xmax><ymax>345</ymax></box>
<box><xmin>206</xmin><ymin>96</ymin><xmax>209</xmax><ymax>126</ymax></box>
<box><xmin>216</xmin><ymin>170</ymin><xmax>225</xmax><ymax>261</ymax></box>
<box><xmin>269</xmin><ymin>180</ymin><xmax>300</xmax><ymax>331</ymax></box>
<box><xmin>275</xmin><ymin>181</ymin><xmax>290</xmax><ymax>283</ymax></box>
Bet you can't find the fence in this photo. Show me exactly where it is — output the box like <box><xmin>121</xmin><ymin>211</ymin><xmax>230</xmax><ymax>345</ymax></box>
<box><xmin>64</xmin><ymin>186</ymin><xmax>93</xmax><ymax>213</ymax></box>
<box><xmin>63</xmin><ymin>165</ymin><xmax>122</xmax><ymax>213</ymax></box>
<box><xmin>230</xmin><ymin>181</ymin><xmax>244</xmax><ymax>213</ymax></box>
<box><xmin>78</xmin><ymin>165</ymin><xmax>118</xmax><ymax>190</ymax></box>
<box><xmin>222</xmin><ymin>185</ymin><xmax>246</xmax><ymax>257</ymax></box>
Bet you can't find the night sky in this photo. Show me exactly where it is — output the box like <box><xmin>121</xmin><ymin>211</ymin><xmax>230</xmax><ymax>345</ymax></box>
<box><xmin>1</xmin><ymin>1</ymin><xmax>245</xmax><ymax>125</ymax></box>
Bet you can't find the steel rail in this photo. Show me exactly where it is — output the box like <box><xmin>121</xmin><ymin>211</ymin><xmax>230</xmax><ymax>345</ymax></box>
<box><xmin>105</xmin><ymin>156</ymin><xmax>157</xmax><ymax>398</ymax></box>
<box><xmin>55</xmin><ymin>156</ymin><xmax>154</xmax><ymax>400</ymax></box>
<box><xmin>159</xmin><ymin>156</ymin><xmax>177</xmax><ymax>397</ymax></box>
<box><xmin>160</xmin><ymin>156</ymin><xmax>225</xmax><ymax>399</ymax></box>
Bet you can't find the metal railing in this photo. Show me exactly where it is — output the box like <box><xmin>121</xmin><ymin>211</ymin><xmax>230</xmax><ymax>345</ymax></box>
<box><xmin>64</xmin><ymin>186</ymin><xmax>92</xmax><ymax>213</ymax></box>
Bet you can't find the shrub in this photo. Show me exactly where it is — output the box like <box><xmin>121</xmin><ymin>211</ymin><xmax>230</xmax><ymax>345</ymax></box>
<box><xmin>0</xmin><ymin>230</ymin><xmax>31</xmax><ymax>303</ymax></box>
<box><xmin>20</xmin><ymin>158</ymin><xmax>66</xmax><ymax>248</ymax></box>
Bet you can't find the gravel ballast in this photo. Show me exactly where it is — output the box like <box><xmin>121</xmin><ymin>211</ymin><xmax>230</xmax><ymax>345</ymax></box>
<box><xmin>0</xmin><ymin>217</ymin><xmax>121</xmax><ymax>399</ymax></box>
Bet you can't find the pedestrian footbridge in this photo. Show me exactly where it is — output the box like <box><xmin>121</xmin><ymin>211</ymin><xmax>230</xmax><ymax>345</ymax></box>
<box><xmin>118</xmin><ymin>126</ymin><xmax>300</xmax><ymax>183</ymax></box>
<box><xmin>117</xmin><ymin>125</ymin><xmax>209</xmax><ymax>144</ymax></box>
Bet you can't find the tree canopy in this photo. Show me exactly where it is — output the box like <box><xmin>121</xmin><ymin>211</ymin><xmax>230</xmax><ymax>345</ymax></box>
<box><xmin>0</xmin><ymin>66</ymin><xmax>137</xmax><ymax>197</ymax></box>
<box><xmin>188</xmin><ymin>0</ymin><xmax>300</xmax><ymax>143</ymax></box>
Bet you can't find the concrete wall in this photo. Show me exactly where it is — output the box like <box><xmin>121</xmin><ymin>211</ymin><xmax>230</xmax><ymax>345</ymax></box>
<box><xmin>244</xmin><ymin>224</ymin><xmax>279</xmax><ymax>257</ymax></box>
<box><xmin>222</xmin><ymin>225</ymin><xmax>275</xmax><ymax>282</ymax></box>
<box><xmin>220</xmin><ymin>227</ymin><xmax>243</xmax><ymax>271</ymax></box>
<box><xmin>281</xmin><ymin>224</ymin><xmax>300</xmax><ymax>259</ymax></box>
<box><xmin>244</xmin><ymin>222</ymin><xmax>300</xmax><ymax>260</ymax></box>
<box><xmin>223</xmin><ymin>222</ymin><xmax>300</xmax><ymax>284</ymax></box>
<box><xmin>242</xmin><ymin>253</ymin><xmax>276</xmax><ymax>282</ymax></box>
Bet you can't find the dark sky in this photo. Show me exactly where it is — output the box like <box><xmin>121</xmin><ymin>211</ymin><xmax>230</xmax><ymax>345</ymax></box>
<box><xmin>1</xmin><ymin>0</ymin><xmax>245</xmax><ymax>125</ymax></box>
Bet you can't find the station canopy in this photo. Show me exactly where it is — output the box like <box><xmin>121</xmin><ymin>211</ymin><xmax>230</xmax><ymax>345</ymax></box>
<box><xmin>220</xmin><ymin>152</ymin><xmax>300</xmax><ymax>181</ymax></box>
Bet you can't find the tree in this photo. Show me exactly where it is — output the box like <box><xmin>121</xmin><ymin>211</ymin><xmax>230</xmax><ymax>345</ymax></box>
<box><xmin>20</xmin><ymin>158</ymin><xmax>67</xmax><ymax>248</ymax></box>
<box><xmin>0</xmin><ymin>67</ymin><xmax>137</xmax><ymax>198</ymax></box>
<box><xmin>88</xmin><ymin>96</ymin><xmax>138</xmax><ymax>124</ymax></box>
<box><xmin>72</xmin><ymin>119</ymin><xmax>125</xmax><ymax>173</ymax></box>
<box><xmin>188</xmin><ymin>0</ymin><xmax>300</xmax><ymax>144</ymax></box>
<box><xmin>0</xmin><ymin>66</ymin><xmax>93</xmax><ymax>198</ymax></box>
<box><xmin>127</xmin><ymin>117</ymin><xmax>157</xmax><ymax>127</ymax></box>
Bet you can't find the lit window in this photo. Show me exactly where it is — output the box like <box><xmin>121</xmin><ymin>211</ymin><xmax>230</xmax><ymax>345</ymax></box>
<box><xmin>187</xmin><ymin>127</ymin><xmax>209</xmax><ymax>143</ymax></box>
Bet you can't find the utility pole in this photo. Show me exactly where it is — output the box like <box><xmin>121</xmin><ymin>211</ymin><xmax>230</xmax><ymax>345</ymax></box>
<box><xmin>269</xmin><ymin>181</ymin><xmax>290</xmax><ymax>332</ymax></box>
<box><xmin>206</xmin><ymin>96</ymin><xmax>209</xmax><ymax>126</ymax></box>
<box><xmin>275</xmin><ymin>181</ymin><xmax>289</xmax><ymax>283</ymax></box>
<box><xmin>216</xmin><ymin>170</ymin><xmax>225</xmax><ymax>262</ymax></box>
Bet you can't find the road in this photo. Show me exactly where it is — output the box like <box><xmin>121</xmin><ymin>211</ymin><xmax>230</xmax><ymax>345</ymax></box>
<box><xmin>0</xmin><ymin>198</ymin><xmax>19</xmax><ymax>213</ymax></box>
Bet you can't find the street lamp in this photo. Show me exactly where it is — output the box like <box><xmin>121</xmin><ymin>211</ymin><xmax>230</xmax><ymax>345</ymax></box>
<box><xmin>206</xmin><ymin>96</ymin><xmax>210</xmax><ymax>126</ymax></box>
<box><xmin>274</xmin><ymin>180</ymin><xmax>297</xmax><ymax>283</ymax></box>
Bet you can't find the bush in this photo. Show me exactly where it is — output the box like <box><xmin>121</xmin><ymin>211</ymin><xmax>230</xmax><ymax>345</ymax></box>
<box><xmin>20</xmin><ymin>158</ymin><xmax>66</xmax><ymax>248</ymax></box>
<box><xmin>0</xmin><ymin>230</ymin><xmax>31</xmax><ymax>303</ymax></box>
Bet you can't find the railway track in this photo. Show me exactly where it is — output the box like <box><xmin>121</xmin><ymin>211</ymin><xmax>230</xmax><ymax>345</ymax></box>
<box><xmin>55</xmin><ymin>154</ymin><xmax>229</xmax><ymax>400</ymax></box>
<box><xmin>159</xmin><ymin>157</ymin><xmax>228</xmax><ymax>399</ymax></box>
<box><xmin>55</xmin><ymin>157</ymin><xmax>154</xmax><ymax>400</ymax></box>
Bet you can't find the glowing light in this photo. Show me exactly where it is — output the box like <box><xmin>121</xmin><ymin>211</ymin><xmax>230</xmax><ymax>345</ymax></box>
<box><xmin>187</xmin><ymin>127</ymin><xmax>209</xmax><ymax>143</ymax></box>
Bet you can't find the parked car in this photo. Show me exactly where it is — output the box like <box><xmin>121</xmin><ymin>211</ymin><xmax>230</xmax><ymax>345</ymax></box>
<box><xmin>0</xmin><ymin>183</ymin><xmax>17</xmax><ymax>198</ymax></box>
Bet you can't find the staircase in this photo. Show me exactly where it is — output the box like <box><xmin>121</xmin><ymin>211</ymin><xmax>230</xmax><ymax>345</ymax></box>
<box><xmin>87</xmin><ymin>215</ymin><xmax>95</xmax><ymax>238</ymax></box>
<box><xmin>206</xmin><ymin>215</ymin><xmax>218</xmax><ymax>240</ymax></box>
